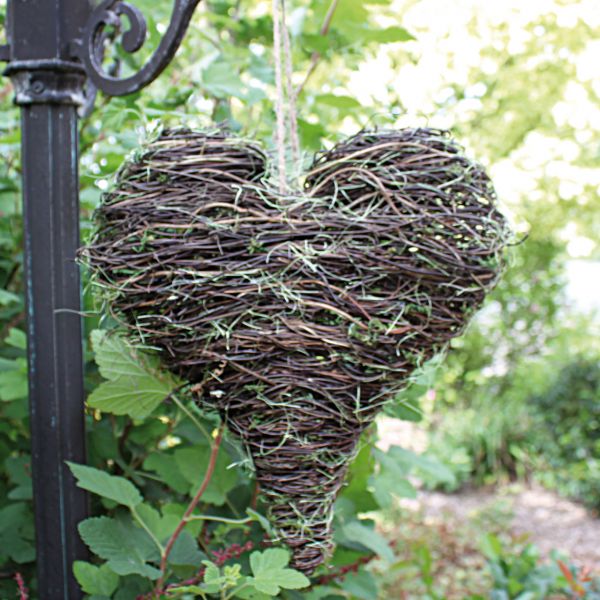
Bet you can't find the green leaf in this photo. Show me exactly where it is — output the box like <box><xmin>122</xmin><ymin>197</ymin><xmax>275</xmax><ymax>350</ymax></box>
<box><xmin>0</xmin><ymin>289</ymin><xmax>20</xmax><ymax>306</ymax></box>
<box><xmin>0</xmin><ymin>503</ymin><xmax>35</xmax><ymax>563</ymax></box>
<box><xmin>0</xmin><ymin>358</ymin><xmax>28</xmax><ymax>401</ymax></box>
<box><xmin>340</xmin><ymin>570</ymin><xmax>380</xmax><ymax>600</ymax></box>
<box><xmin>384</xmin><ymin>395</ymin><xmax>423</xmax><ymax>421</ymax></box>
<box><xmin>363</xmin><ymin>26</ymin><xmax>415</xmax><ymax>43</ymax></box>
<box><xmin>5</xmin><ymin>327</ymin><xmax>26</xmax><ymax>349</ymax></box>
<box><xmin>168</xmin><ymin>531</ymin><xmax>205</xmax><ymax>567</ymax></box>
<box><xmin>175</xmin><ymin>444</ymin><xmax>238</xmax><ymax>506</ymax></box>
<box><xmin>371</xmin><ymin>447</ymin><xmax>417</xmax><ymax>508</ymax></box>
<box><xmin>316</xmin><ymin>94</ymin><xmax>362</xmax><ymax>110</ymax></box>
<box><xmin>89</xmin><ymin>330</ymin><xmax>176</xmax><ymax>419</ymax></box>
<box><xmin>73</xmin><ymin>561</ymin><xmax>119</xmax><ymax>596</ymax></box>
<box><xmin>88</xmin><ymin>376</ymin><xmax>171</xmax><ymax>420</ymax></box>
<box><xmin>341</xmin><ymin>521</ymin><xmax>394</xmax><ymax>563</ymax></box>
<box><xmin>338</xmin><ymin>444</ymin><xmax>378</xmax><ymax>513</ymax></box>
<box><xmin>143</xmin><ymin>453</ymin><xmax>190</xmax><ymax>495</ymax></box>
<box><xmin>135</xmin><ymin>503</ymin><xmax>179</xmax><ymax>542</ymax></box>
<box><xmin>5</xmin><ymin>455</ymin><xmax>33</xmax><ymax>500</ymax></box>
<box><xmin>90</xmin><ymin>330</ymin><xmax>149</xmax><ymax>381</ymax></box>
<box><xmin>78</xmin><ymin>516</ymin><xmax>161</xmax><ymax>579</ymax></box>
<box><xmin>202</xmin><ymin>61</ymin><xmax>246</xmax><ymax>99</ymax></box>
<box><xmin>247</xmin><ymin>548</ymin><xmax>309</xmax><ymax>595</ymax></box>
<box><xmin>68</xmin><ymin>463</ymin><xmax>142</xmax><ymax>508</ymax></box>
<box><xmin>387</xmin><ymin>446</ymin><xmax>456</xmax><ymax>486</ymax></box>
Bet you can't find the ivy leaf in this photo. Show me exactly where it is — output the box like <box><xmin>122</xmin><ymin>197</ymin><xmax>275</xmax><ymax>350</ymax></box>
<box><xmin>246</xmin><ymin>548</ymin><xmax>309</xmax><ymax>595</ymax></box>
<box><xmin>73</xmin><ymin>561</ymin><xmax>119</xmax><ymax>596</ymax></box>
<box><xmin>68</xmin><ymin>463</ymin><xmax>142</xmax><ymax>508</ymax></box>
<box><xmin>78</xmin><ymin>516</ymin><xmax>161</xmax><ymax>579</ymax></box>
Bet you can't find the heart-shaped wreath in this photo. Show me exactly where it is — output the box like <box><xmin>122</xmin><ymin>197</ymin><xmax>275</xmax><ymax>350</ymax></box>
<box><xmin>84</xmin><ymin>127</ymin><xmax>510</xmax><ymax>573</ymax></box>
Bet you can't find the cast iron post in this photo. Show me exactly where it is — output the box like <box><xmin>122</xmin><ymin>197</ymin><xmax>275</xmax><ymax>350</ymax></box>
<box><xmin>4</xmin><ymin>2</ymin><xmax>92</xmax><ymax>598</ymax></box>
<box><xmin>1</xmin><ymin>1</ymin><xmax>203</xmax><ymax>597</ymax></box>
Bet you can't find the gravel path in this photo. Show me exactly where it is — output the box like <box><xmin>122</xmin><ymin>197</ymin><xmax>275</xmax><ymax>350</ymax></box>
<box><xmin>377</xmin><ymin>417</ymin><xmax>600</xmax><ymax>571</ymax></box>
<box><xmin>419</xmin><ymin>485</ymin><xmax>600</xmax><ymax>570</ymax></box>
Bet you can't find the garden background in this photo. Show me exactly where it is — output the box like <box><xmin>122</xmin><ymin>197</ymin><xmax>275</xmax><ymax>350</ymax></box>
<box><xmin>0</xmin><ymin>0</ymin><xmax>599</xmax><ymax>598</ymax></box>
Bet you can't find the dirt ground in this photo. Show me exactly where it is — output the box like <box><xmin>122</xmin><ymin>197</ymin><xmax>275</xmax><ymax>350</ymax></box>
<box><xmin>377</xmin><ymin>417</ymin><xmax>600</xmax><ymax>571</ymax></box>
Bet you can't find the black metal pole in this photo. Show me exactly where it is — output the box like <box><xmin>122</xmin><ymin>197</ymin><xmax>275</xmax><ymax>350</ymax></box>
<box><xmin>4</xmin><ymin>2</ymin><xmax>91</xmax><ymax>598</ymax></box>
<box><xmin>1</xmin><ymin>0</ymin><xmax>202</xmax><ymax>596</ymax></box>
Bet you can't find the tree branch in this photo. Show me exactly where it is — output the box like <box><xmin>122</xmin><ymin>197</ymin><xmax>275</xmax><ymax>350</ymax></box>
<box><xmin>154</xmin><ymin>423</ymin><xmax>225</xmax><ymax>595</ymax></box>
<box><xmin>295</xmin><ymin>0</ymin><xmax>340</xmax><ymax>98</ymax></box>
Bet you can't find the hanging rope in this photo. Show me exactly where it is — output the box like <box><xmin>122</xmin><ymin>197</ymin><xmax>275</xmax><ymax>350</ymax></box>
<box><xmin>272</xmin><ymin>0</ymin><xmax>301</xmax><ymax>192</ymax></box>
<box><xmin>280</xmin><ymin>0</ymin><xmax>300</xmax><ymax>169</ymax></box>
<box><xmin>272</xmin><ymin>0</ymin><xmax>288</xmax><ymax>192</ymax></box>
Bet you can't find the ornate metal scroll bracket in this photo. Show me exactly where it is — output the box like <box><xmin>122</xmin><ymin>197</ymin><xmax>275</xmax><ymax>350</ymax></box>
<box><xmin>70</xmin><ymin>0</ymin><xmax>202</xmax><ymax>105</ymax></box>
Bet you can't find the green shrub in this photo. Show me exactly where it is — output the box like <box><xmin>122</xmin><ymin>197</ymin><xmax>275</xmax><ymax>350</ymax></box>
<box><xmin>483</xmin><ymin>533</ymin><xmax>600</xmax><ymax>600</ymax></box>
<box><xmin>530</xmin><ymin>357</ymin><xmax>600</xmax><ymax>510</ymax></box>
<box><xmin>425</xmin><ymin>397</ymin><xmax>536</xmax><ymax>491</ymax></box>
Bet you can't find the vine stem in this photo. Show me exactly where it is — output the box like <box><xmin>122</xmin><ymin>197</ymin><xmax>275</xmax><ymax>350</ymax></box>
<box><xmin>294</xmin><ymin>0</ymin><xmax>339</xmax><ymax>97</ymax></box>
<box><xmin>154</xmin><ymin>423</ymin><xmax>225</xmax><ymax>595</ymax></box>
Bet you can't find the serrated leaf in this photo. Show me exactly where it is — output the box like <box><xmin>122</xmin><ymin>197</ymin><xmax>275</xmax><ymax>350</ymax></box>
<box><xmin>91</xmin><ymin>330</ymin><xmax>149</xmax><ymax>381</ymax></box>
<box><xmin>68</xmin><ymin>463</ymin><xmax>142</xmax><ymax>508</ymax></box>
<box><xmin>247</xmin><ymin>548</ymin><xmax>309</xmax><ymax>595</ymax></box>
<box><xmin>73</xmin><ymin>561</ymin><xmax>119</xmax><ymax>596</ymax></box>
<box><xmin>135</xmin><ymin>503</ymin><xmax>179</xmax><ymax>542</ymax></box>
<box><xmin>341</xmin><ymin>521</ymin><xmax>394</xmax><ymax>563</ymax></box>
<box><xmin>78</xmin><ymin>516</ymin><xmax>161</xmax><ymax>579</ymax></box>
<box><xmin>89</xmin><ymin>330</ymin><xmax>176</xmax><ymax>419</ymax></box>
<box><xmin>87</xmin><ymin>376</ymin><xmax>171</xmax><ymax>420</ymax></box>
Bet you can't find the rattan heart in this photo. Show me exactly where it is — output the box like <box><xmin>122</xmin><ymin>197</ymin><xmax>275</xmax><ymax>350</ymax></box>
<box><xmin>85</xmin><ymin>127</ymin><xmax>510</xmax><ymax>573</ymax></box>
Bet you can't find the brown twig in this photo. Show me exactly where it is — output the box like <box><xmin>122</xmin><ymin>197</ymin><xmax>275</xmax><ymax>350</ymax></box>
<box><xmin>295</xmin><ymin>0</ymin><xmax>340</xmax><ymax>98</ymax></box>
<box><xmin>84</xmin><ymin>127</ymin><xmax>510</xmax><ymax>574</ymax></box>
<box><xmin>154</xmin><ymin>423</ymin><xmax>225</xmax><ymax>594</ymax></box>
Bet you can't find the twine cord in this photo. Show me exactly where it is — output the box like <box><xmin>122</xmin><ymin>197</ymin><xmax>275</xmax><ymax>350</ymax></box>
<box><xmin>272</xmin><ymin>0</ymin><xmax>300</xmax><ymax>192</ymax></box>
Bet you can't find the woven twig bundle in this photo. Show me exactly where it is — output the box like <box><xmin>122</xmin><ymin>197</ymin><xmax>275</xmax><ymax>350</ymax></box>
<box><xmin>84</xmin><ymin>127</ymin><xmax>510</xmax><ymax>573</ymax></box>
